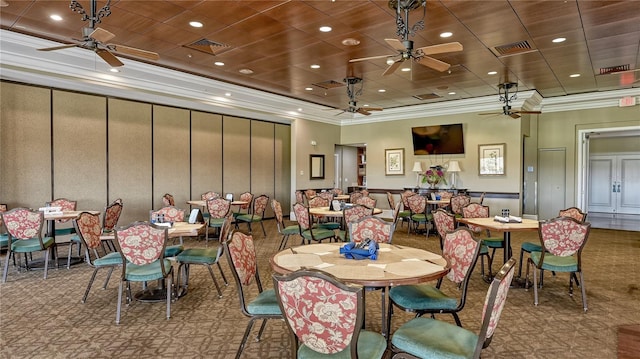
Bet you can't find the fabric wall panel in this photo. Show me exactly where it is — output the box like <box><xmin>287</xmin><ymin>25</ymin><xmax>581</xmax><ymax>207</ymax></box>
<box><xmin>153</xmin><ymin>105</ymin><xmax>190</xmax><ymax>211</ymax></box>
<box><xmin>251</xmin><ymin>121</ymin><xmax>275</xmax><ymax>218</ymax></box>
<box><xmin>0</xmin><ymin>82</ymin><xmax>52</xmax><ymax>208</ymax></box>
<box><xmin>275</xmin><ymin>124</ymin><xmax>292</xmax><ymax>215</ymax></box>
<box><xmin>191</xmin><ymin>111</ymin><xmax>222</xmax><ymax>200</ymax></box>
<box><xmin>222</xmin><ymin>117</ymin><xmax>251</xmax><ymax>199</ymax></box>
<box><xmin>52</xmin><ymin>90</ymin><xmax>107</xmax><ymax>212</ymax></box>
<box><xmin>108</xmin><ymin>98</ymin><xmax>152</xmax><ymax>224</ymax></box>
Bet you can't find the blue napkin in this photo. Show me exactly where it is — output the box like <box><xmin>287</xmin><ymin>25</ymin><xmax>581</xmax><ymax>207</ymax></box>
<box><xmin>339</xmin><ymin>241</ymin><xmax>379</xmax><ymax>260</ymax></box>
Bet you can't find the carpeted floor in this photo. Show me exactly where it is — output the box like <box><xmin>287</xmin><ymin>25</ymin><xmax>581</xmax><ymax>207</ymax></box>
<box><xmin>1</xmin><ymin>220</ymin><xmax>638</xmax><ymax>358</ymax></box>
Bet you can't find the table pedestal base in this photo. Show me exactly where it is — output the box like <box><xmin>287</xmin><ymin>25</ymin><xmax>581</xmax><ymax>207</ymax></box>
<box><xmin>134</xmin><ymin>287</ymin><xmax>170</xmax><ymax>303</ymax></box>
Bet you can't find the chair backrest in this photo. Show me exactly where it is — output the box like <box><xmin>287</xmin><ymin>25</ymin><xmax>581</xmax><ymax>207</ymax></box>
<box><xmin>349</xmin><ymin>191</ymin><xmax>363</xmax><ymax>204</ymax></box>
<box><xmin>392</xmin><ymin>201</ymin><xmax>402</xmax><ymax>227</ymax></box>
<box><xmin>330</xmin><ymin>188</ymin><xmax>343</xmax><ymax>195</ymax></box>
<box><xmin>162</xmin><ymin>193</ymin><xmax>175</xmax><ymax>207</ymax></box>
<box><xmin>318</xmin><ymin>191</ymin><xmax>334</xmax><ymax>202</ymax></box>
<box><xmin>558</xmin><ymin>207</ymin><xmax>587</xmax><ymax>223</ymax></box>
<box><xmin>0</xmin><ymin>204</ymin><xmax>7</xmax><ymax>232</ymax></box>
<box><xmin>343</xmin><ymin>204</ymin><xmax>373</xmax><ymax>225</ymax></box>
<box><xmin>238</xmin><ymin>192</ymin><xmax>253</xmax><ymax>210</ymax></box>
<box><xmin>252</xmin><ymin>195</ymin><xmax>269</xmax><ymax>216</ymax></box>
<box><xmin>432</xmin><ymin>208</ymin><xmax>455</xmax><ymax>240</ymax></box>
<box><xmin>387</xmin><ymin>192</ymin><xmax>396</xmax><ymax>209</ymax></box>
<box><xmin>273</xmin><ymin>269</ymin><xmax>364</xmax><ymax>356</ymax></box>
<box><xmin>102</xmin><ymin>200</ymin><xmax>123</xmax><ymax>233</ymax></box>
<box><xmin>356</xmin><ymin>196</ymin><xmax>376</xmax><ymax>208</ymax></box>
<box><xmin>474</xmin><ymin>258</ymin><xmax>517</xmax><ymax>358</ymax></box>
<box><xmin>349</xmin><ymin>216</ymin><xmax>394</xmax><ymax>244</ymax></box>
<box><xmin>308</xmin><ymin>196</ymin><xmax>328</xmax><ymax>208</ymax></box>
<box><xmin>295</xmin><ymin>190</ymin><xmax>305</xmax><ymax>204</ymax></box>
<box><xmin>400</xmin><ymin>190</ymin><xmax>415</xmax><ymax>209</ymax></box>
<box><xmin>201</xmin><ymin>191</ymin><xmax>220</xmax><ymax>200</ymax></box>
<box><xmin>293</xmin><ymin>202</ymin><xmax>311</xmax><ymax>231</ymax></box>
<box><xmin>151</xmin><ymin>206</ymin><xmax>185</xmax><ymax>223</ymax></box>
<box><xmin>443</xmin><ymin>227</ymin><xmax>481</xmax><ymax>285</ymax></box>
<box><xmin>538</xmin><ymin>216</ymin><xmax>591</xmax><ymax>258</ymax></box>
<box><xmin>2</xmin><ymin>208</ymin><xmax>45</xmax><ymax>244</ymax></box>
<box><xmin>360</xmin><ymin>189</ymin><xmax>369</xmax><ymax>197</ymax></box>
<box><xmin>47</xmin><ymin>198</ymin><xmax>77</xmax><ymax>223</ymax></box>
<box><xmin>271</xmin><ymin>199</ymin><xmax>286</xmax><ymax>231</ymax></box>
<box><xmin>477</xmin><ymin>192</ymin><xmax>486</xmax><ymax>205</ymax></box>
<box><xmin>116</xmin><ymin>222</ymin><xmax>170</xmax><ymax>276</ymax></box>
<box><xmin>304</xmin><ymin>189</ymin><xmax>317</xmax><ymax>200</ymax></box>
<box><xmin>407</xmin><ymin>194</ymin><xmax>426</xmax><ymax>214</ymax></box>
<box><xmin>206</xmin><ymin>198</ymin><xmax>231</xmax><ymax>219</ymax></box>
<box><xmin>462</xmin><ymin>203</ymin><xmax>490</xmax><ymax>233</ymax></box>
<box><xmin>224</xmin><ymin>231</ymin><xmax>263</xmax><ymax>315</ymax></box>
<box><xmin>450</xmin><ymin>195</ymin><xmax>471</xmax><ymax>215</ymax></box>
<box><xmin>73</xmin><ymin>211</ymin><xmax>103</xmax><ymax>263</ymax></box>
<box><xmin>436</xmin><ymin>191</ymin><xmax>453</xmax><ymax>208</ymax></box>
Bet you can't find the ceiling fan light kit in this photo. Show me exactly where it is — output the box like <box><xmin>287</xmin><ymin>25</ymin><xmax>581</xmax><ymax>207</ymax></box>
<box><xmin>479</xmin><ymin>81</ymin><xmax>542</xmax><ymax>118</ymax></box>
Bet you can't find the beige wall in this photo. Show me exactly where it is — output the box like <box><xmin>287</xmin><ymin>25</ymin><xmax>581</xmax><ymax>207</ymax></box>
<box><xmin>292</xmin><ymin>118</ymin><xmax>341</xmax><ymax>191</ymax></box>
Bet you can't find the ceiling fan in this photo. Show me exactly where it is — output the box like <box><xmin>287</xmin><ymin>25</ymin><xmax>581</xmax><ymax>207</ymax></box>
<box><xmin>37</xmin><ymin>0</ymin><xmax>159</xmax><ymax>67</ymax></box>
<box><xmin>336</xmin><ymin>77</ymin><xmax>383</xmax><ymax>116</ymax></box>
<box><xmin>479</xmin><ymin>82</ymin><xmax>542</xmax><ymax>119</ymax></box>
<box><xmin>349</xmin><ymin>0</ymin><xmax>463</xmax><ymax>76</ymax></box>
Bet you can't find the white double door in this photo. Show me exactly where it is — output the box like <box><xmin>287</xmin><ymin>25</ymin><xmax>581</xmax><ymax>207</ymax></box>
<box><xmin>588</xmin><ymin>154</ymin><xmax>640</xmax><ymax>215</ymax></box>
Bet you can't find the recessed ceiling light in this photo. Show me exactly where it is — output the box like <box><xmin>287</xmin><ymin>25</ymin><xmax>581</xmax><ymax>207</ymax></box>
<box><xmin>298</xmin><ymin>108</ymin><xmax>303</xmax><ymax>112</ymax></box>
<box><xmin>50</xmin><ymin>14</ymin><xmax>63</xmax><ymax>21</ymax></box>
<box><xmin>319</xmin><ymin>26</ymin><xmax>332</xmax><ymax>32</ymax></box>
<box><xmin>341</xmin><ymin>38</ymin><xmax>360</xmax><ymax>46</ymax></box>
<box><xmin>552</xmin><ymin>37</ymin><xmax>566</xmax><ymax>43</ymax></box>
<box><xmin>570</xmin><ymin>73</ymin><xmax>581</xmax><ymax>78</ymax></box>
<box><xmin>386</xmin><ymin>58</ymin><xmax>396</xmax><ymax>65</ymax></box>
<box><xmin>214</xmin><ymin>61</ymin><xmax>224</xmax><ymax>66</ymax></box>
<box><xmin>110</xmin><ymin>68</ymin><xmax>120</xmax><ymax>73</ymax></box>
<box><xmin>401</xmin><ymin>67</ymin><xmax>411</xmax><ymax>72</ymax></box>
<box><xmin>440</xmin><ymin>32</ymin><xmax>453</xmax><ymax>38</ymax></box>
<box><xmin>239</xmin><ymin>68</ymin><xmax>254</xmax><ymax>74</ymax></box>
<box><xmin>189</xmin><ymin>21</ymin><xmax>203</xmax><ymax>28</ymax></box>
<box><xmin>488</xmin><ymin>71</ymin><xmax>498</xmax><ymax>75</ymax></box>
<box><xmin>225</xmin><ymin>92</ymin><xmax>231</xmax><ymax>97</ymax></box>
<box><xmin>378</xmin><ymin>89</ymin><xmax>386</xmax><ymax>93</ymax></box>
<box><xmin>448</xmin><ymin>91</ymin><xmax>456</xmax><ymax>95</ymax></box>
<box><xmin>310</xmin><ymin>64</ymin><xmax>320</xmax><ymax>69</ymax></box>
<box><xmin>363</xmin><ymin>104</ymin><xmax>370</xmax><ymax>107</ymax></box>
<box><xmin>305</xmin><ymin>87</ymin><xmax>313</xmax><ymax>91</ymax></box>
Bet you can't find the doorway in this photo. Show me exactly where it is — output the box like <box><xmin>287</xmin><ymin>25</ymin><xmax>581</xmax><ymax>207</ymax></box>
<box><xmin>588</xmin><ymin>154</ymin><xmax>640</xmax><ymax>215</ymax></box>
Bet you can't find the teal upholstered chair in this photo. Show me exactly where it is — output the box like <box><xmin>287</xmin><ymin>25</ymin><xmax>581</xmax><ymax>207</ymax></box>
<box><xmin>273</xmin><ymin>269</ymin><xmax>386</xmax><ymax>359</ymax></box>
<box><xmin>462</xmin><ymin>203</ymin><xmax>504</xmax><ymax>279</ymax></box>
<box><xmin>336</xmin><ymin>204</ymin><xmax>373</xmax><ymax>242</ymax></box>
<box><xmin>73</xmin><ymin>211</ymin><xmax>122</xmax><ymax>303</ymax></box>
<box><xmin>161</xmin><ymin>193</ymin><xmax>175</xmax><ymax>207</ymax></box>
<box><xmin>450</xmin><ymin>194</ymin><xmax>471</xmax><ymax>220</ymax></box>
<box><xmin>388</xmin><ymin>227</ymin><xmax>481</xmax><ymax>331</ymax></box>
<box><xmin>150</xmin><ymin>206</ymin><xmax>185</xmax><ymax>257</ymax></box>
<box><xmin>388</xmin><ymin>192</ymin><xmax>410</xmax><ymax>230</ymax></box>
<box><xmin>0</xmin><ymin>204</ymin><xmax>9</xmax><ymax>258</ymax></box>
<box><xmin>271</xmin><ymin>199</ymin><xmax>300</xmax><ymax>250</ymax></box>
<box><xmin>115</xmin><ymin>222</ymin><xmax>173</xmax><ymax>324</ymax></box>
<box><xmin>224</xmin><ymin>231</ymin><xmax>282</xmax><ymax>359</ymax></box>
<box><xmin>232</xmin><ymin>192</ymin><xmax>253</xmax><ymax>219</ymax></box>
<box><xmin>407</xmin><ymin>194</ymin><xmax>432</xmax><ymax>237</ymax></box>
<box><xmin>526</xmin><ymin>216</ymin><xmax>591</xmax><ymax>311</ymax></box>
<box><xmin>236</xmin><ymin>194</ymin><xmax>269</xmax><ymax>236</ymax></box>
<box><xmin>47</xmin><ymin>198</ymin><xmax>78</xmax><ymax>268</ymax></box>
<box><xmin>205</xmin><ymin>197</ymin><xmax>231</xmax><ymax>244</ymax></box>
<box><xmin>292</xmin><ymin>202</ymin><xmax>336</xmax><ymax>245</ymax></box>
<box><xmin>391</xmin><ymin>258</ymin><xmax>516</xmax><ymax>359</ymax></box>
<box><xmin>199</xmin><ymin>191</ymin><xmax>220</xmax><ymax>221</ymax></box>
<box><xmin>399</xmin><ymin>190</ymin><xmax>416</xmax><ymax>232</ymax></box>
<box><xmin>99</xmin><ymin>199</ymin><xmax>123</xmax><ymax>252</ymax></box>
<box><xmin>1</xmin><ymin>208</ymin><xmax>55</xmax><ymax>283</ymax></box>
<box><xmin>176</xmin><ymin>214</ymin><xmax>231</xmax><ymax>298</ymax></box>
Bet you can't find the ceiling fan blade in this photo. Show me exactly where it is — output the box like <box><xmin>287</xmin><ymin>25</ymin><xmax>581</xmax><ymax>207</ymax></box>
<box><xmin>90</xmin><ymin>27</ymin><xmax>116</xmax><ymax>43</ymax></box>
<box><xmin>512</xmin><ymin>110</ymin><xmax>542</xmax><ymax>115</ymax></box>
<box><xmin>357</xmin><ymin>108</ymin><xmax>371</xmax><ymax>116</ymax></box>
<box><xmin>110</xmin><ymin>44</ymin><xmax>160</xmax><ymax>61</ymax></box>
<box><xmin>385</xmin><ymin>38</ymin><xmax>407</xmax><ymax>52</ymax></box>
<box><xmin>415</xmin><ymin>55</ymin><xmax>451</xmax><ymax>72</ymax></box>
<box><xmin>364</xmin><ymin>107</ymin><xmax>383</xmax><ymax>111</ymax></box>
<box><xmin>96</xmin><ymin>49</ymin><xmax>124</xmax><ymax>67</ymax></box>
<box><xmin>382</xmin><ymin>60</ymin><xmax>403</xmax><ymax>76</ymax></box>
<box><xmin>349</xmin><ymin>54</ymin><xmax>396</xmax><ymax>63</ymax></box>
<box><xmin>478</xmin><ymin>112</ymin><xmax>502</xmax><ymax>115</ymax></box>
<box><xmin>416</xmin><ymin>42</ymin><xmax>463</xmax><ymax>56</ymax></box>
<box><xmin>37</xmin><ymin>43</ymin><xmax>78</xmax><ymax>51</ymax></box>
<box><xmin>509</xmin><ymin>113</ymin><xmax>521</xmax><ymax>119</ymax></box>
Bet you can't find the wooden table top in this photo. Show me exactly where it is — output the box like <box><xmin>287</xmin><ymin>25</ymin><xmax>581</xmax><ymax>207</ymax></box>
<box><xmin>309</xmin><ymin>206</ymin><xmax>383</xmax><ymax>217</ymax></box>
<box><xmin>101</xmin><ymin>222</ymin><xmax>204</xmax><ymax>240</ymax></box>
<box><xmin>271</xmin><ymin>242</ymin><xmax>449</xmax><ymax>288</ymax></box>
<box><xmin>427</xmin><ymin>199</ymin><xmax>450</xmax><ymax>205</ymax></box>
<box><xmin>456</xmin><ymin>217</ymin><xmax>539</xmax><ymax>232</ymax></box>
<box><xmin>187</xmin><ymin>200</ymin><xmax>249</xmax><ymax>207</ymax></box>
<box><xmin>43</xmin><ymin>210</ymin><xmax>100</xmax><ymax>221</ymax></box>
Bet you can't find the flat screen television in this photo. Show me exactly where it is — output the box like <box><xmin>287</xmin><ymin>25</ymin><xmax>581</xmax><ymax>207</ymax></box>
<box><xmin>411</xmin><ymin>124</ymin><xmax>465</xmax><ymax>155</ymax></box>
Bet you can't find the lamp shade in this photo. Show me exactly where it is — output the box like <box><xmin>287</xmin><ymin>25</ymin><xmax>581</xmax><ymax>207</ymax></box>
<box><xmin>447</xmin><ymin>161</ymin><xmax>461</xmax><ymax>172</ymax></box>
<box><xmin>412</xmin><ymin>161</ymin><xmax>423</xmax><ymax>172</ymax></box>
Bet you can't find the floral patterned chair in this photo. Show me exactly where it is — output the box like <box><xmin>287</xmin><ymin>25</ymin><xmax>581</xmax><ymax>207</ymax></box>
<box><xmin>224</xmin><ymin>231</ymin><xmax>282</xmax><ymax>359</ymax></box>
<box><xmin>435</xmin><ymin>191</ymin><xmax>453</xmax><ymax>209</ymax></box>
<box><xmin>205</xmin><ymin>198</ymin><xmax>231</xmax><ymax>244</ymax></box>
<box><xmin>114</xmin><ymin>222</ymin><xmax>173</xmax><ymax>324</ymax></box>
<box><xmin>336</xmin><ymin>204</ymin><xmax>373</xmax><ymax>242</ymax></box>
<box><xmin>273</xmin><ymin>269</ymin><xmax>387</xmax><ymax>359</ymax></box>
<box><xmin>161</xmin><ymin>193</ymin><xmax>175</xmax><ymax>207</ymax></box>
<box><xmin>150</xmin><ymin>206</ymin><xmax>185</xmax><ymax>257</ymax></box>
<box><xmin>232</xmin><ymin>191</ymin><xmax>253</xmax><ymax>220</ymax></box>
<box><xmin>176</xmin><ymin>214</ymin><xmax>231</xmax><ymax>298</ymax></box>
<box><xmin>1</xmin><ymin>208</ymin><xmax>55</xmax><ymax>283</ymax></box>
<box><xmin>271</xmin><ymin>199</ymin><xmax>300</xmax><ymax>250</ymax></box>
<box><xmin>236</xmin><ymin>194</ymin><xmax>269</xmax><ymax>236</ymax></box>
<box><xmin>349</xmin><ymin>191</ymin><xmax>363</xmax><ymax>204</ymax></box>
<box><xmin>294</xmin><ymin>190</ymin><xmax>305</xmax><ymax>205</ymax></box>
<box><xmin>398</xmin><ymin>190</ymin><xmax>416</xmax><ymax>232</ymax></box>
<box><xmin>407</xmin><ymin>194</ymin><xmax>432</xmax><ymax>237</ymax></box>
<box><xmin>462</xmin><ymin>203</ymin><xmax>504</xmax><ymax>280</ymax></box>
<box><xmin>388</xmin><ymin>227</ymin><xmax>482</xmax><ymax>330</ymax></box>
<box><xmin>47</xmin><ymin>198</ymin><xmax>78</xmax><ymax>268</ymax></box>
<box><xmin>391</xmin><ymin>258</ymin><xmax>516</xmax><ymax>359</ymax></box>
<box><xmin>293</xmin><ymin>203</ymin><xmax>336</xmax><ymax>245</ymax></box>
<box><xmin>526</xmin><ymin>216</ymin><xmax>591</xmax><ymax>311</ymax></box>
<box><xmin>349</xmin><ymin>216</ymin><xmax>395</xmax><ymax>244</ymax></box>
<box><xmin>201</xmin><ymin>191</ymin><xmax>220</xmax><ymax>201</ymax></box>
<box><xmin>100</xmin><ymin>199</ymin><xmax>123</xmax><ymax>252</ymax></box>
<box><xmin>450</xmin><ymin>194</ymin><xmax>471</xmax><ymax>219</ymax></box>
<box><xmin>73</xmin><ymin>211</ymin><xmax>122</xmax><ymax>303</ymax></box>
<box><xmin>0</xmin><ymin>204</ymin><xmax>8</xmax><ymax>254</ymax></box>
<box><xmin>356</xmin><ymin>195</ymin><xmax>377</xmax><ymax>209</ymax></box>
<box><xmin>304</xmin><ymin>189</ymin><xmax>317</xmax><ymax>201</ymax></box>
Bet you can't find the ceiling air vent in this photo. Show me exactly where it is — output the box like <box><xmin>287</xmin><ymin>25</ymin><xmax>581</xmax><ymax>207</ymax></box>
<box><xmin>312</xmin><ymin>80</ymin><xmax>345</xmax><ymax>89</ymax></box>
<box><xmin>492</xmin><ymin>40</ymin><xmax>537</xmax><ymax>57</ymax></box>
<box><xmin>184</xmin><ymin>39</ymin><xmax>230</xmax><ymax>56</ymax></box>
<box><xmin>599</xmin><ymin>64</ymin><xmax>630</xmax><ymax>74</ymax></box>
<box><xmin>413</xmin><ymin>93</ymin><xmax>441</xmax><ymax>100</ymax></box>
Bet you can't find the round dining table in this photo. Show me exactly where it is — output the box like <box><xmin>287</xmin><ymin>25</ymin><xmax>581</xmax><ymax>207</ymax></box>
<box><xmin>309</xmin><ymin>206</ymin><xmax>383</xmax><ymax>217</ymax></box>
<box><xmin>270</xmin><ymin>242</ymin><xmax>449</xmax><ymax>337</ymax></box>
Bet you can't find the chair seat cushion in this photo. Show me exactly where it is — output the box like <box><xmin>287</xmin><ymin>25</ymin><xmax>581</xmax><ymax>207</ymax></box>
<box><xmin>336</xmin><ymin>230</ymin><xmax>347</xmax><ymax>242</ymax></box>
<box><xmin>482</xmin><ymin>237</ymin><xmax>504</xmax><ymax>248</ymax></box>
<box><xmin>318</xmin><ymin>222</ymin><xmax>341</xmax><ymax>230</ymax></box>
<box><xmin>480</xmin><ymin>244</ymin><xmax>489</xmax><ymax>255</ymax></box>
<box><xmin>302</xmin><ymin>228</ymin><xmax>335</xmax><ymax>242</ymax></box>
<box><xmin>11</xmin><ymin>237</ymin><xmax>55</xmax><ymax>253</ymax></box>
<box><xmin>297</xmin><ymin>330</ymin><xmax>386</xmax><ymax>359</ymax></box>
<box><xmin>247</xmin><ymin>288</ymin><xmax>281</xmax><ymax>315</ymax></box>
<box><xmin>411</xmin><ymin>214</ymin><xmax>427</xmax><ymax>222</ymax></box>
<box><xmin>530</xmin><ymin>251</ymin><xmax>578</xmax><ymax>272</ymax></box>
<box><xmin>125</xmin><ymin>259</ymin><xmax>172</xmax><ymax>282</ymax></box>
<box><xmin>177</xmin><ymin>247</ymin><xmax>220</xmax><ymax>264</ymax></box>
<box><xmin>521</xmin><ymin>241</ymin><xmax>542</xmax><ymax>253</ymax></box>
<box><xmin>164</xmin><ymin>244</ymin><xmax>184</xmax><ymax>257</ymax></box>
<box><xmin>399</xmin><ymin>210</ymin><xmax>411</xmax><ymax>218</ymax></box>
<box><xmin>0</xmin><ymin>234</ymin><xmax>10</xmax><ymax>247</ymax></box>
<box><xmin>282</xmin><ymin>225</ymin><xmax>299</xmax><ymax>235</ymax></box>
<box><xmin>392</xmin><ymin>317</ymin><xmax>478</xmax><ymax>359</ymax></box>
<box><xmin>236</xmin><ymin>214</ymin><xmax>262</xmax><ymax>223</ymax></box>
<box><xmin>54</xmin><ymin>227</ymin><xmax>76</xmax><ymax>236</ymax></box>
<box><xmin>390</xmin><ymin>285</ymin><xmax>458</xmax><ymax>311</ymax></box>
<box><xmin>208</xmin><ymin>218</ymin><xmax>226</xmax><ymax>227</ymax></box>
<box><xmin>94</xmin><ymin>251</ymin><xmax>123</xmax><ymax>267</ymax></box>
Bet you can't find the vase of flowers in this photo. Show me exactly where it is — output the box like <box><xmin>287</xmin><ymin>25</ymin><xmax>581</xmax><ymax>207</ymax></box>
<box><xmin>422</xmin><ymin>166</ymin><xmax>447</xmax><ymax>189</ymax></box>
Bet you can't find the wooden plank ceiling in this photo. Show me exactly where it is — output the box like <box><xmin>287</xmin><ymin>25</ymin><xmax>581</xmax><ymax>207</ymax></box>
<box><xmin>1</xmin><ymin>0</ymin><xmax>638</xmax><ymax>111</ymax></box>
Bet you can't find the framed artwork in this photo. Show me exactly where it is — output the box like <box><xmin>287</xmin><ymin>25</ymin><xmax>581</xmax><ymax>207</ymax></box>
<box><xmin>385</xmin><ymin>148</ymin><xmax>405</xmax><ymax>176</ymax></box>
<box><xmin>479</xmin><ymin>143</ymin><xmax>506</xmax><ymax>176</ymax></box>
<box><xmin>310</xmin><ymin>154</ymin><xmax>325</xmax><ymax>179</ymax></box>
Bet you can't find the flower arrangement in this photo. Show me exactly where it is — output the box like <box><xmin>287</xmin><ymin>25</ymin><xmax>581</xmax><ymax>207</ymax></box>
<box><xmin>422</xmin><ymin>165</ymin><xmax>447</xmax><ymax>187</ymax></box>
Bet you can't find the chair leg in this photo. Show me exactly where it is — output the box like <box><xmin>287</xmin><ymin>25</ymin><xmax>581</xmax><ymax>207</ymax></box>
<box><xmin>278</xmin><ymin>234</ymin><xmax>289</xmax><ymax>251</ymax></box>
<box><xmin>166</xmin><ymin>275</ymin><xmax>172</xmax><ymax>320</ymax></box>
<box><xmin>260</xmin><ymin>221</ymin><xmax>266</xmax><ymax>236</ymax></box>
<box><xmin>67</xmin><ymin>241</ymin><xmax>73</xmax><ymax>269</ymax></box>
<box><xmin>43</xmin><ymin>248</ymin><xmax>50</xmax><ymax>280</ymax></box>
<box><xmin>3</xmin><ymin>251</ymin><xmax>12</xmax><ymax>283</ymax></box>
<box><xmin>206</xmin><ymin>264</ymin><xmax>223</xmax><ymax>298</ymax></box>
<box><xmin>579</xmin><ymin>271</ymin><xmax>588</xmax><ymax>312</ymax></box>
<box><xmin>216</xmin><ymin>262</ymin><xmax>228</xmax><ymax>285</ymax></box>
<box><xmin>103</xmin><ymin>267</ymin><xmax>115</xmax><ymax>289</ymax></box>
<box><xmin>518</xmin><ymin>248</ymin><xmax>525</xmax><ymax>278</ymax></box>
<box><xmin>452</xmin><ymin>312</ymin><xmax>462</xmax><ymax>327</ymax></box>
<box><xmin>116</xmin><ymin>280</ymin><xmax>124</xmax><ymax>324</ymax></box>
<box><xmin>82</xmin><ymin>268</ymin><xmax>100</xmax><ymax>303</ymax></box>
<box><xmin>236</xmin><ymin>319</ymin><xmax>257</xmax><ymax>359</ymax></box>
<box><xmin>256</xmin><ymin>318</ymin><xmax>268</xmax><ymax>341</ymax></box>
<box><xmin>532</xmin><ymin>261</ymin><xmax>539</xmax><ymax>306</ymax></box>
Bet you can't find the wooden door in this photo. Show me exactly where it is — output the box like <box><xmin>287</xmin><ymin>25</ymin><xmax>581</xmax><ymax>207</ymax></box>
<box><xmin>591</xmin><ymin>155</ymin><xmax>640</xmax><ymax>215</ymax></box>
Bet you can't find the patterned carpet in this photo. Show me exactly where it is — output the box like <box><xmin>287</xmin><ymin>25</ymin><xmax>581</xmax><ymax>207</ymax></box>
<box><xmin>1</xmin><ymin>220</ymin><xmax>639</xmax><ymax>358</ymax></box>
